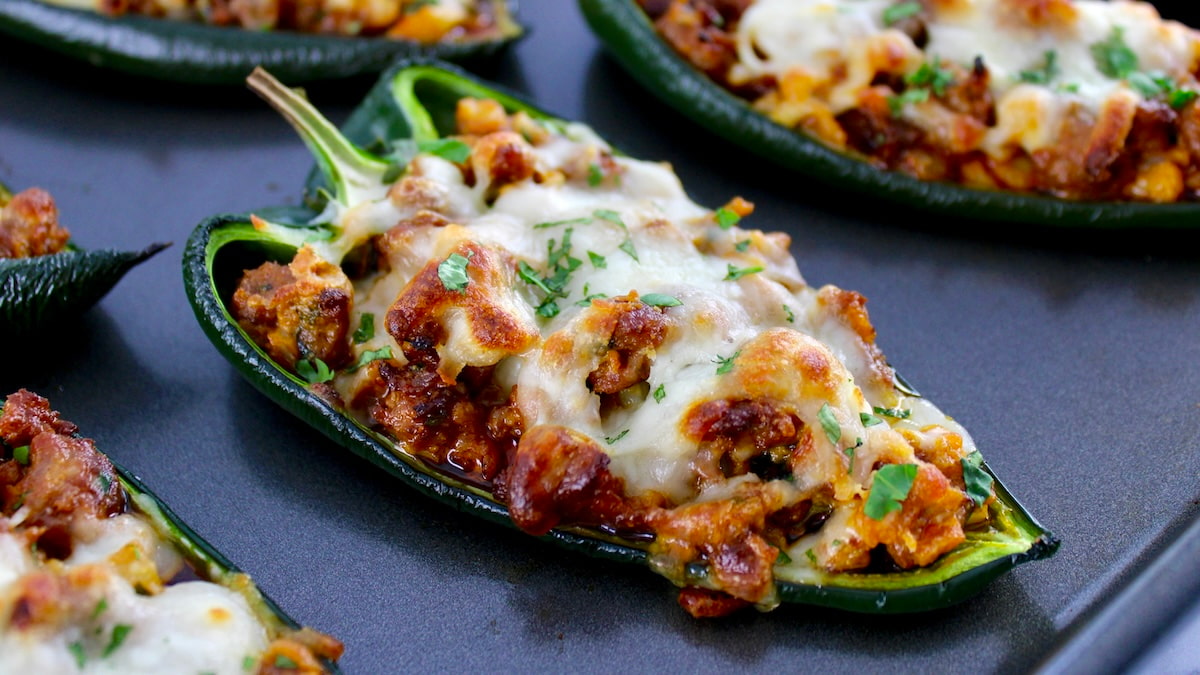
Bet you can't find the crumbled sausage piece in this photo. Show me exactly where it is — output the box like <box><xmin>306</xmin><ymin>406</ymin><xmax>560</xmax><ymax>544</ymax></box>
<box><xmin>0</xmin><ymin>188</ymin><xmax>71</xmax><ymax>259</ymax></box>
<box><xmin>232</xmin><ymin>246</ymin><xmax>354</xmax><ymax>371</ymax></box>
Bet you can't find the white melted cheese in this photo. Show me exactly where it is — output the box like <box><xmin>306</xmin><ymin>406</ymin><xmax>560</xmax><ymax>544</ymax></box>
<box><xmin>335</xmin><ymin>120</ymin><xmax>973</xmax><ymax>504</ymax></box>
<box><xmin>733</xmin><ymin>0</ymin><xmax>1199</xmax><ymax>155</ymax></box>
<box><xmin>0</xmin><ymin>514</ymin><xmax>269</xmax><ymax>673</ymax></box>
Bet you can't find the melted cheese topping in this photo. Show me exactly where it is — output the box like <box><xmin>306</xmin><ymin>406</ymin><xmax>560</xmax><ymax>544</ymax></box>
<box><xmin>307</xmin><ymin>116</ymin><xmax>977</xmax><ymax>553</ymax></box>
<box><xmin>0</xmin><ymin>514</ymin><xmax>269</xmax><ymax>673</ymax></box>
<box><xmin>731</xmin><ymin>0</ymin><xmax>1200</xmax><ymax>156</ymax></box>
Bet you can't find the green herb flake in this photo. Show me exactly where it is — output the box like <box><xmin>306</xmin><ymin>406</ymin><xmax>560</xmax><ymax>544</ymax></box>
<box><xmin>12</xmin><ymin>445</ymin><xmax>30</xmax><ymax>466</ymax></box>
<box><xmin>887</xmin><ymin>88</ymin><xmax>930</xmax><ymax>116</ymax></box>
<box><xmin>418</xmin><ymin>138</ymin><xmax>471</xmax><ymax>164</ymax></box>
<box><xmin>783</xmin><ymin>304</ymin><xmax>795</xmax><ymax>323</ymax></box>
<box><xmin>352</xmin><ymin>313</ymin><xmax>375</xmax><ymax>344</ymax></box>
<box><xmin>68</xmin><ymin>641</ymin><xmax>86</xmax><ymax>669</ymax></box>
<box><xmin>961</xmin><ymin>451</ymin><xmax>995</xmax><ymax>507</ymax></box>
<box><xmin>347</xmin><ymin>346</ymin><xmax>392</xmax><ymax>373</ymax></box>
<box><xmin>653</xmin><ymin>383</ymin><xmax>666</xmax><ymax>404</ymax></box>
<box><xmin>242</xmin><ymin>655</ymin><xmax>257</xmax><ymax>671</ymax></box>
<box><xmin>587</xmin><ymin>163</ymin><xmax>604</xmax><ymax>187</ymax></box>
<box><xmin>715</xmin><ymin>207</ymin><xmax>741</xmax><ymax>229</ymax></box>
<box><xmin>776</xmin><ymin>549</ymin><xmax>793</xmax><ymax>565</ymax></box>
<box><xmin>533</xmin><ymin>216</ymin><xmax>593</xmax><ymax>229</ymax></box>
<box><xmin>103</xmin><ymin>624</ymin><xmax>133</xmax><ymax>657</ymax></box>
<box><xmin>1169</xmin><ymin>89</ymin><xmax>1198</xmax><ymax>109</ymax></box>
<box><xmin>883</xmin><ymin>1</ymin><xmax>921</xmax><ymax>25</ymax></box>
<box><xmin>905</xmin><ymin>57</ymin><xmax>955</xmax><ymax>96</ymax></box>
<box><xmin>91</xmin><ymin>597</ymin><xmax>108</xmax><ymax>621</ymax></box>
<box><xmin>96</xmin><ymin>473</ymin><xmax>111</xmax><ymax>493</ymax></box>
<box><xmin>437</xmin><ymin>251</ymin><xmax>474</xmax><ymax>293</ymax></box>
<box><xmin>605</xmin><ymin>429</ymin><xmax>629</xmax><ymax>444</ymax></box>
<box><xmin>274</xmin><ymin>654</ymin><xmax>299</xmax><ymax>669</ymax></box>
<box><xmin>1019</xmin><ymin>50</ymin><xmax>1059</xmax><ymax>85</ymax></box>
<box><xmin>817</xmin><ymin>403</ymin><xmax>841</xmax><ymax>445</ymax></box>
<box><xmin>724</xmin><ymin>263</ymin><xmax>764</xmax><ymax>281</ymax></box>
<box><xmin>587</xmin><ymin>251</ymin><xmax>607</xmax><ymax>268</ymax></box>
<box><xmin>832</xmin><ymin>539</ymin><xmax>844</xmax><ymax>548</ymax></box>
<box><xmin>864</xmin><ymin>464</ymin><xmax>919</xmax><ymax>520</ymax></box>
<box><xmin>860</xmin><ymin>412</ymin><xmax>885</xmax><ymax>427</ymax></box>
<box><xmin>804</xmin><ymin>548</ymin><xmax>818</xmax><ymax>565</ymax></box>
<box><xmin>575</xmin><ymin>293</ymin><xmax>608</xmax><ymax>307</ymax></box>
<box><xmin>593</xmin><ymin>208</ymin><xmax>624</xmax><ymax>226</ymax></box>
<box><xmin>844</xmin><ymin>446</ymin><xmax>856</xmax><ymax>474</ymax></box>
<box><xmin>536</xmin><ymin>300</ymin><xmax>561</xmax><ymax>318</ymax></box>
<box><xmin>1127</xmin><ymin>70</ymin><xmax>1170</xmax><ymax>98</ymax></box>
<box><xmin>734</xmin><ymin>239</ymin><xmax>751</xmax><ymax>252</ymax></box>
<box><xmin>713</xmin><ymin>351</ymin><xmax>741</xmax><ymax>375</ymax></box>
<box><xmin>1091</xmin><ymin>27</ymin><xmax>1139</xmax><ymax>79</ymax></box>
<box><xmin>873</xmin><ymin>406</ymin><xmax>912</xmax><ymax>419</ymax></box>
<box><xmin>641</xmin><ymin>293</ymin><xmax>682</xmax><ymax>307</ymax></box>
<box><xmin>296</xmin><ymin>358</ymin><xmax>335</xmax><ymax>384</ymax></box>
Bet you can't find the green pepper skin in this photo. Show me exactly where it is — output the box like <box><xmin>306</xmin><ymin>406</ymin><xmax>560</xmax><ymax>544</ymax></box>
<box><xmin>0</xmin><ymin>0</ymin><xmax>522</xmax><ymax>85</ymax></box>
<box><xmin>0</xmin><ymin>244</ymin><xmax>168</xmax><ymax>338</ymax></box>
<box><xmin>184</xmin><ymin>59</ymin><xmax>1057</xmax><ymax>614</ymax></box>
<box><xmin>579</xmin><ymin>0</ymin><xmax>1200</xmax><ymax>229</ymax></box>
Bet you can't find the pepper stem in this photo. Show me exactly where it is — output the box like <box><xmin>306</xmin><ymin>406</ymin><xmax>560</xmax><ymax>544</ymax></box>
<box><xmin>247</xmin><ymin>67</ymin><xmax>390</xmax><ymax>208</ymax></box>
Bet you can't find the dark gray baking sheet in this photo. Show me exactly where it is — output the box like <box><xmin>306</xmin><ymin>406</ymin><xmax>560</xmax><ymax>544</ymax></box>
<box><xmin>1</xmin><ymin>1</ymin><xmax>1198</xmax><ymax>671</ymax></box>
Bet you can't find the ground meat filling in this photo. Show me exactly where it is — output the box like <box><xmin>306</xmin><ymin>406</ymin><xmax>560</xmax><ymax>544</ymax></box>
<box><xmin>232</xmin><ymin>245</ymin><xmax>354</xmax><ymax>372</ymax></box>
<box><xmin>90</xmin><ymin>0</ymin><xmax>507</xmax><ymax>41</ymax></box>
<box><xmin>0</xmin><ymin>188</ymin><xmax>71</xmax><ymax>259</ymax></box>
<box><xmin>1</xmin><ymin>391</ymin><xmax>124</xmax><ymax>560</ymax></box>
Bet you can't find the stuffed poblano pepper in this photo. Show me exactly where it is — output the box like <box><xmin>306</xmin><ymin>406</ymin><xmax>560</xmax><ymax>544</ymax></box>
<box><xmin>0</xmin><ymin>0</ymin><xmax>521</xmax><ymax>84</ymax></box>
<box><xmin>580</xmin><ymin>0</ymin><xmax>1200</xmax><ymax>229</ymax></box>
<box><xmin>0</xmin><ymin>390</ymin><xmax>343</xmax><ymax>672</ymax></box>
<box><xmin>0</xmin><ymin>182</ymin><xmax>166</xmax><ymax>338</ymax></box>
<box><xmin>185</xmin><ymin>61</ymin><xmax>1057</xmax><ymax>617</ymax></box>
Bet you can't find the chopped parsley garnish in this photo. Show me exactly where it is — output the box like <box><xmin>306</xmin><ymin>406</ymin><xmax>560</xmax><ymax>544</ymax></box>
<box><xmin>804</xmin><ymin>548</ymin><xmax>818</xmax><ymax>564</ymax></box>
<box><xmin>713</xmin><ymin>351</ymin><xmax>740</xmax><ymax>375</ymax></box>
<box><xmin>1091</xmin><ymin>27</ymin><xmax>1139</xmax><ymax>79</ymax></box>
<box><xmin>437</xmin><ymin>251</ymin><xmax>474</xmax><ymax>293</ymax></box>
<box><xmin>96</xmin><ymin>473</ymin><xmax>111</xmax><ymax>492</ymax></box>
<box><xmin>1127</xmin><ymin>70</ymin><xmax>1173</xmax><ymax>98</ymax></box>
<box><xmin>873</xmin><ymin>406</ymin><xmax>911</xmax><ymax>419</ymax></box>
<box><xmin>68</xmin><ymin>641</ymin><xmax>86</xmax><ymax>668</ymax></box>
<box><xmin>641</xmin><ymin>293</ymin><xmax>682</xmax><ymax>307</ymax></box>
<box><xmin>91</xmin><ymin>598</ymin><xmax>108</xmax><ymax>620</ymax></box>
<box><xmin>296</xmin><ymin>358</ymin><xmax>335</xmax><ymax>384</ymax></box>
<box><xmin>864</xmin><ymin>464</ymin><xmax>918</xmax><ymax>520</ymax></box>
<box><xmin>575</xmin><ymin>292</ymin><xmax>608</xmax><ymax>307</ymax></box>
<box><xmin>905</xmin><ymin>57</ymin><xmax>955</xmax><ymax>96</ymax></box>
<box><xmin>715</xmin><ymin>207</ymin><xmax>741</xmax><ymax>229</ymax></box>
<box><xmin>1019</xmin><ymin>50</ymin><xmax>1059</xmax><ymax>85</ymax></box>
<box><xmin>533</xmin><ymin>216</ymin><xmax>592</xmax><ymax>229</ymax></box>
<box><xmin>594</xmin><ymin>209</ymin><xmax>639</xmax><ymax>261</ymax></box>
<box><xmin>844</xmin><ymin>445</ymin><xmax>856</xmax><ymax>474</ymax></box>
<box><xmin>605</xmin><ymin>429</ymin><xmax>629</xmax><ymax>444</ymax></box>
<box><xmin>275</xmin><ymin>654</ymin><xmax>300</xmax><ymax>669</ymax></box>
<box><xmin>587</xmin><ymin>162</ymin><xmax>604</xmax><ymax>187</ymax></box>
<box><xmin>346</xmin><ymin>346</ymin><xmax>392</xmax><ymax>373</ymax></box>
<box><xmin>1169</xmin><ymin>89</ymin><xmax>1198</xmax><ymax>110</ymax></box>
<box><xmin>352</xmin><ymin>313</ymin><xmax>375</xmax><ymax>344</ymax></box>
<box><xmin>860</xmin><ymin>412</ymin><xmax>884</xmax><ymax>427</ymax></box>
<box><xmin>103</xmin><ymin>624</ymin><xmax>133</xmax><ymax>657</ymax></box>
<box><xmin>12</xmin><ymin>445</ymin><xmax>29</xmax><ymax>465</ymax></box>
<box><xmin>961</xmin><ymin>451</ymin><xmax>994</xmax><ymax>507</ymax></box>
<box><xmin>243</xmin><ymin>655</ymin><xmax>257</xmax><ymax>671</ymax></box>
<box><xmin>882</xmin><ymin>1</ymin><xmax>921</xmax><ymax>26</ymax></box>
<box><xmin>887</xmin><ymin>88</ymin><xmax>930</xmax><ymax>116</ymax></box>
<box><xmin>653</xmin><ymin>383</ymin><xmax>666</xmax><ymax>403</ymax></box>
<box><xmin>776</xmin><ymin>549</ymin><xmax>793</xmax><ymax>565</ymax></box>
<box><xmin>724</xmin><ymin>264</ymin><xmax>763</xmax><ymax>281</ymax></box>
<box><xmin>817</xmin><ymin>402</ymin><xmax>841</xmax><ymax>445</ymax></box>
<box><xmin>783</xmin><ymin>304</ymin><xmax>795</xmax><ymax>323</ymax></box>
<box><xmin>734</xmin><ymin>239</ymin><xmax>751</xmax><ymax>252</ymax></box>
<box><xmin>417</xmin><ymin>138</ymin><xmax>471</xmax><ymax>164</ymax></box>
<box><xmin>587</xmin><ymin>251</ymin><xmax>607</xmax><ymax>268</ymax></box>
<box><xmin>519</xmin><ymin>229</ymin><xmax>583</xmax><ymax>319</ymax></box>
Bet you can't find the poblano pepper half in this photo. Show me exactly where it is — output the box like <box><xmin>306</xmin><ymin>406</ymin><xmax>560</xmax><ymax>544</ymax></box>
<box><xmin>184</xmin><ymin>60</ymin><xmax>1058</xmax><ymax>615</ymax></box>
